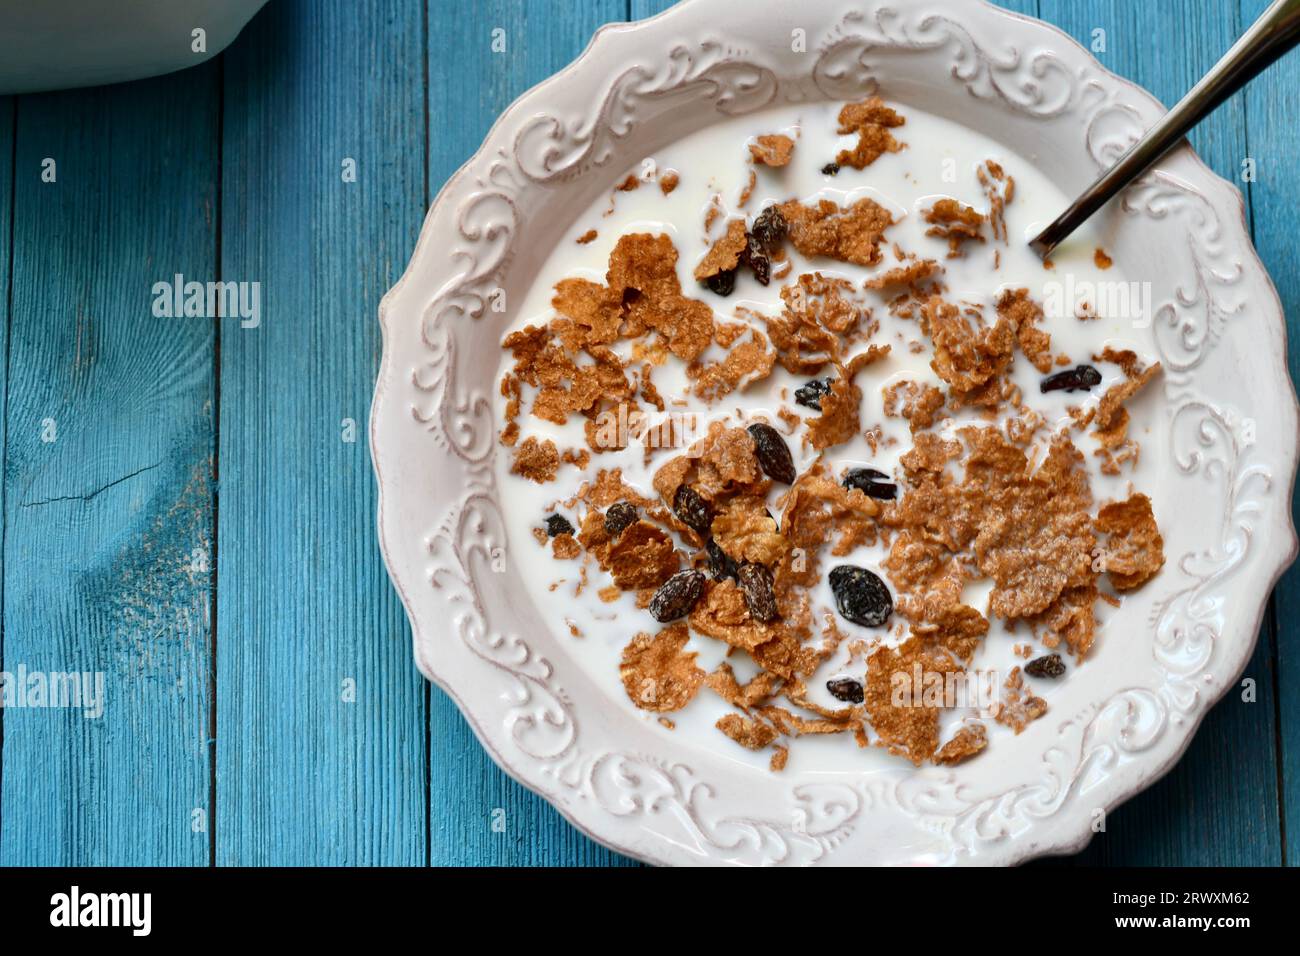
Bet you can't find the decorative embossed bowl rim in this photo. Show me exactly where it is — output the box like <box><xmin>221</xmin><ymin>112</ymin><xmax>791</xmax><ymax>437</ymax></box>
<box><xmin>372</xmin><ymin>0</ymin><xmax>1299</xmax><ymax>865</ymax></box>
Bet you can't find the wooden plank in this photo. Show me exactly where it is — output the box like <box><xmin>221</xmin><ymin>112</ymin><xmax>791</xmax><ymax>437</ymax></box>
<box><xmin>1240</xmin><ymin>0</ymin><xmax>1300</xmax><ymax>867</ymax></box>
<box><xmin>1034</xmin><ymin>0</ymin><xmax>1281</xmax><ymax>866</ymax></box>
<box><xmin>991</xmin><ymin>0</ymin><xmax>1040</xmax><ymax>16</ymax></box>
<box><xmin>0</xmin><ymin>69</ymin><xmax>219</xmax><ymax>865</ymax></box>
<box><xmin>424</xmin><ymin>0</ymin><xmax>640</xmax><ymax>867</ymax></box>
<box><xmin>0</xmin><ymin>95</ymin><xmax>11</xmax><ymax>848</ymax></box>
<box><xmin>629</xmin><ymin>0</ymin><xmax>675</xmax><ymax>17</ymax></box>
<box><xmin>215</xmin><ymin>0</ymin><xmax>428</xmax><ymax>865</ymax></box>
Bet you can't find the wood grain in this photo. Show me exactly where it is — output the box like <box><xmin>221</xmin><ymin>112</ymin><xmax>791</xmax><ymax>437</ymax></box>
<box><xmin>0</xmin><ymin>71</ymin><xmax>219</xmax><ymax>865</ymax></box>
<box><xmin>1241</xmin><ymin>0</ymin><xmax>1300</xmax><ymax>867</ymax></box>
<box><xmin>0</xmin><ymin>95</ymin><xmax>11</xmax><ymax>850</ymax></box>
<box><xmin>425</xmin><ymin>0</ymin><xmax>641</xmax><ymax>867</ymax></box>
<box><xmin>214</xmin><ymin>0</ymin><xmax>428</xmax><ymax>865</ymax></box>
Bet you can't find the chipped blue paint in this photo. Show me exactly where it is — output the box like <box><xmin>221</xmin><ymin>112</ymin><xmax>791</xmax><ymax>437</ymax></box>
<box><xmin>1</xmin><ymin>70</ymin><xmax>218</xmax><ymax>865</ymax></box>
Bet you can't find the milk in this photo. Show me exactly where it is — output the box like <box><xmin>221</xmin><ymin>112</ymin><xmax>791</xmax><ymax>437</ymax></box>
<box><xmin>493</xmin><ymin>101</ymin><xmax>1161</xmax><ymax>774</ymax></box>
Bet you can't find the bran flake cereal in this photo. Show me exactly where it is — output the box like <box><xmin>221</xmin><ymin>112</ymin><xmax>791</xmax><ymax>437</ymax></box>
<box><xmin>496</xmin><ymin>97</ymin><xmax>1167</xmax><ymax>772</ymax></box>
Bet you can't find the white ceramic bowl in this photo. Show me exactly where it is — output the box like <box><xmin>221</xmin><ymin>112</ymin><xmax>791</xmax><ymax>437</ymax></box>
<box><xmin>0</xmin><ymin>0</ymin><xmax>267</xmax><ymax>94</ymax></box>
<box><xmin>372</xmin><ymin>0</ymin><xmax>1299</xmax><ymax>865</ymax></box>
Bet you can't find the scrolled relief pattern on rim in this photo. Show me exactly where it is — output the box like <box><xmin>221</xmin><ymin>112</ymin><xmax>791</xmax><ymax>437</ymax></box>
<box><xmin>811</xmin><ymin>5</ymin><xmax>1153</xmax><ymax>173</ymax></box>
<box><xmin>1083</xmin><ymin>99</ymin><xmax>1145</xmax><ymax>169</ymax></box>
<box><xmin>1152</xmin><ymin>400</ymin><xmax>1265</xmax><ymax>697</ymax></box>
<box><xmin>540</xmin><ymin>752</ymin><xmax>865</xmax><ymax>865</ymax></box>
<box><xmin>425</xmin><ymin>475</ymin><xmax>579</xmax><ymax>762</ymax></box>
<box><xmin>886</xmin><ymin>686</ymin><xmax>1170</xmax><ymax>859</ymax></box>
<box><xmin>405</xmin><ymin>4</ymin><xmax>1275</xmax><ymax>865</ymax></box>
<box><xmin>813</xmin><ymin>6</ymin><xmax>1075</xmax><ymax>115</ymax></box>
<box><xmin>514</xmin><ymin>40</ymin><xmax>780</xmax><ymax>184</ymax></box>
<box><xmin>1125</xmin><ymin>169</ymin><xmax>1262</xmax><ymax>709</ymax></box>
<box><xmin>412</xmin><ymin>313</ymin><xmax>497</xmax><ymax>464</ymax></box>
<box><xmin>1123</xmin><ymin>172</ymin><xmax>1247</xmax><ymax>377</ymax></box>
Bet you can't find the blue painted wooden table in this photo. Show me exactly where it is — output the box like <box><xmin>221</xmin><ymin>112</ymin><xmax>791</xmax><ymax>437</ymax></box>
<box><xmin>0</xmin><ymin>0</ymin><xmax>1293</xmax><ymax>867</ymax></box>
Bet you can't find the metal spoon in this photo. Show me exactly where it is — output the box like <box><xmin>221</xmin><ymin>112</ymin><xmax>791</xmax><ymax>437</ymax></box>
<box><xmin>1029</xmin><ymin>0</ymin><xmax>1300</xmax><ymax>259</ymax></box>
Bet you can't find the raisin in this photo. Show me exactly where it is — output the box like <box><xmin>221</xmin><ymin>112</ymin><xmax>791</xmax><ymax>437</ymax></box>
<box><xmin>706</xmin><ymin>538</ymin><xmax>739</xmax><ymax>580</ymax></box>
<box><xmin>648</xmin><ymin>569</ymin><xmax>706</xmax><ymax>622</ymax></box>
<box><xmin>737</xmin><ymin>562</ymin><xmax>778</xmax><ymax>622</ymax></box>
<box><xmin>705</xmin><ymin>267</ymin><xmax>737</xmax><ymax>297</ymax></box>
<box><xmin>750</xmin><ymin>205</ymin><xmax>788</xmax><ymax>255</ymax></box>
<box><xmin>794</xmin><ymin>377</ymin><xmax>832</xmax><ymax>411</ymax></box>
<box><xmin>842</xmin><ymin>467</ymin><xmax>897</xmax><ymax>500</ymax></box>
<box><xmin>821</xmin><ymin>162</ymin><xmax>841</xmax><ymax>176</ymax></box>
<box><xmin>826</xmin><ymin>677</ymin><xmax>864</xmax><ymax>704</ymax></box>
<box><xmin>747</xmin><ymin>422</ymin><xmax>797</xmax><ymax>484</ymax></box>
<box><xmin>604</xmin><ymin>501</ymin><xmax>638</xmax><ymax>537</ymax></box>
<box><xmin>673</xmin><ymin>485</ymin><xmax>713</xmax><ymax>536</ymax></box>
<box><xmin>743</xmin><ymin>245</ymin><xmax>771</xmax><ymax>286</ymax></box>
<box><xmin>544</xmin><ymin>514</ymin><xmax>574</xmax><ymax>537</ymax></box>
<box><xmin>828</xmin><ymin>565</ymin><xmax>892</xmax><ymax>627</ymax></box>
<box><xmin>1040</xmin><ymin>364</ymin><xmax>1103</xmax><ymax>394</ymax></box>
<box><xmin>1024</xmin><ymin>654</ymin><xmax>1066</xmax><ymax>678</ymax></box>
<box><xmin>738</xmin><ymin>214</ymin><xmax>777</xmax><ymax>287</ymax></box>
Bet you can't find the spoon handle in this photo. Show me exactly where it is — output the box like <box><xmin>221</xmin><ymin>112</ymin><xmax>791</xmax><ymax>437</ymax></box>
<box><xmin>1030</xmin><ymin>0</ymin><xmax>1300</xmax><ymax>258</ymax></box>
